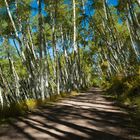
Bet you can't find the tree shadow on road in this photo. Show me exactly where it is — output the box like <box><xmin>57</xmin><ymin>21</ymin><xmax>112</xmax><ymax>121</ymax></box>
<box><xmin>0</xmin><ymin>89</ymin><xmax>140</xmax><ymax>140</ymax></box>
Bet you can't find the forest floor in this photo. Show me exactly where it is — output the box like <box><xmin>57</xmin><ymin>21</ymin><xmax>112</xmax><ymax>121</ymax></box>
<box><xmin>0</xmin><ymin>87</ymin><xmax>140</xmax><ymax>140</ymax></box>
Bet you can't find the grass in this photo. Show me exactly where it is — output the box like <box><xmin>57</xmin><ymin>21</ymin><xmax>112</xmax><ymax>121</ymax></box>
<box><xmin>103</xmin><ymin>91</ymin><xmax>140</xmax><ymax>133</ymax></box>
<box><xmin>104</xmin><ymin>77</ymin><xmax>140</xmax><ymax>132</ymax></box>
<box><xmin>0</xmin><ymin>91</ymin><xmax>79</xmax><ymax>124</ymax></box>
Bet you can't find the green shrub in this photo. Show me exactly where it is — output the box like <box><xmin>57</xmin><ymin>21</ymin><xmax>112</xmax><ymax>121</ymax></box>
<box><xmin>0</xmin><ymin>91</ymin><xmax>79</xmax><ymax>119</ymax></box>
<box><xmin>0</xmin><ymin>102</ymin><xmax>28</xmax><ymax>118</ymax></box>
<box><xmin>105</xmin><ymin>74</ymin><xmax>140</xmax><ymax>110</ymax></box>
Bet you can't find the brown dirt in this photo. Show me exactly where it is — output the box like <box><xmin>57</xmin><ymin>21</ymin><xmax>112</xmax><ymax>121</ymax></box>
<box><xmin>0</xmin><ymin>87</ymin><xmax>140</xmax><ymax>140</ymax></box>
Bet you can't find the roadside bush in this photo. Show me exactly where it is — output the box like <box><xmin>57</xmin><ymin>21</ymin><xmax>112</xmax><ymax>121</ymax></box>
<box><xmin>106</xmin><ymin>75</ymin><xmax>140</xmax><ymax>107</ymax></box>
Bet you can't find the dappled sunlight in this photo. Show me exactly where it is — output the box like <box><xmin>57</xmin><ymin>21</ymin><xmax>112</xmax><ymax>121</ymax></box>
<box><xmin>59</xmin><ymin>98</ymin><xmax>127</xmax><ymax>114</ymax></box>
<box><xmin>1</xmin><ymin>88</ymin><xmax>139</xmax><ymax>140</ymax></box>
<box><xmin>0</xmin><ymin>0</ymin><xmax>140</xmax><ymax>139</ymax></box>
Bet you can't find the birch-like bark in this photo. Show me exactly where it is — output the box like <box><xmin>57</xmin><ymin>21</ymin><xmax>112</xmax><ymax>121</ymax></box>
<box><xmin>0</xmin><ymin>87</ymin><xmax>3</xmax><ymax>108</ymax></box>
<box><xmin>37</xmin><ymin>0</ymin><xmax>45</xmax><ymax>100</ymax></box>
<box><xmin>126</xmin><ymin>19</ymin><xmax>139</xmax><ymax>57</ymax></box>
<box><xmin>28</xmin><ymin>26</ymin><xmax>37</xmax><ymax>60</ymax></box>
<box><xmin>137</xmin><ymin>0</ymin><xmax>140</xmax><ymax>5</ymax></box>
<box><xmin>73</xmin><ymin>0</ymin><xmax>77</xmax><ymax>53</ymax></box>
<box><xmin>4</xmin><ymin>0</ymin><xmax>26</xmax><ymax>62</ymax></box>
<box><xmin>7</xmin><ymin>48</ymin><xmax>20</xmax><ymax>99</ymax></box>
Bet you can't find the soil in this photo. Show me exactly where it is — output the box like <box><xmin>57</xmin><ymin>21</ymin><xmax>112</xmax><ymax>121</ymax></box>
<box><xmin>0</xmin><ymin>88</ymin><xmax>140</xmax><ymax>140</ymax></box>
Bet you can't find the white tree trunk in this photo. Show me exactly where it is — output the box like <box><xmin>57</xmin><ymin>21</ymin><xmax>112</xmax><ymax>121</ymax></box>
<box><xmin>0</xmin><ymin>87</ymin><xmax>3</xmax><ymax>108</ymax></box>
<box><xmin>137</xmin><ymin>0</ymin><xmax>140</xmax><ymax>6</ymax></box>
<box><xmin>126</xmin><ymin>19</ymin><xmax>139</xmax><ymax>57</ymax></box>
<box><xmin>73</xmin><ymin>0</ymin><xmax>77</xmax><ymax>53</ymax></box>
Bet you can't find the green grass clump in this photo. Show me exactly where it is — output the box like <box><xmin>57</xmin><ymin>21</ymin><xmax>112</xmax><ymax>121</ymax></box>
<box><xmin>105</xmin><ymin>75</ymin><xmax>140</xmax><ymax>121</ymax></box>
<box><xmin>104</xmin><ymin>75</ymin><xmax>140</xmax><ymax>130</ymax></box>
<box><xmin>0</xmin><ymin>102</ymin><xmax>27</xmax><ymax>119</ymax></box>
<box><xmin>0</xmin><ymin>90</ymin><xmax>79</xmax><ymax>121</ymax></box>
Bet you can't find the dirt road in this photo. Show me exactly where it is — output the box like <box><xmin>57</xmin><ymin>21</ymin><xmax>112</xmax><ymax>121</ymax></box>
<box><xmin>0</xmin><ymin>88</ymin><xmax>140</xmax><ymax>140</ymax></box>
